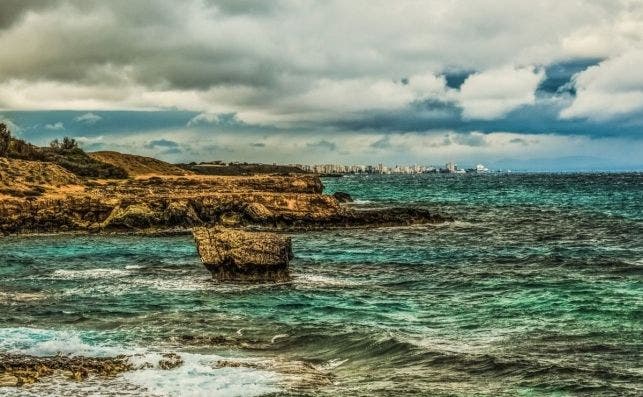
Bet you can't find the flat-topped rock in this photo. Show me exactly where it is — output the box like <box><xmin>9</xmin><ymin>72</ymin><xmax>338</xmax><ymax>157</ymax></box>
<box><xmin>192</xmin><ymin>227</ymin><xmax>292</xmax><ymax>282</ymax></box>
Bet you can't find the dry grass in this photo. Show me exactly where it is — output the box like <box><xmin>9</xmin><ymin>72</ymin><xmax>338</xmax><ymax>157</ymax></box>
<box><xmin>0</xmin><ymin>157</ymin><xmax>82</xmax><ymax>198</ymax></box>
<box><xmin>89</xmin><ymin>151</ymin><xmax>193</xmax><ymax>177</ymax></box>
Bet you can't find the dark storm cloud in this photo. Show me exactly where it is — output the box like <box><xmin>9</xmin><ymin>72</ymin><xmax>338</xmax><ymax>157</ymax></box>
<box><xmin>0</xmin><ymin>0</ymin><xmax>56</xmax><ymax>29</ymax></box>
<box><xmin>306</xmin><ymin>140</ymin><xmax>337</xmax><ymax>151</ymax></box>
<box><xmin>328</xmin><ymin>97</ymin><xmax>643</xmax><ymax>138</ymax></box>
<box><xmin>206</xmin><ymin>0</ymin><xmax>284</xmax><ymax>15</ymax></box>
<box><xmin>0</xmin><ymin>0</ymin><xmax>283</xmax><ymax>90</ymax></box>
<box><xmin>144</xmin><ymin>139</ymin><xmax>180</xmax><ymax>149</ymax></box>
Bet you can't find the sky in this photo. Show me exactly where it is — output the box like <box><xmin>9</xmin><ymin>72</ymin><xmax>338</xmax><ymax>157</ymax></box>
<box><xmin>0</xmin><ymin>0</ymin><xmax>642</xmax><ymax>171</ymax></box>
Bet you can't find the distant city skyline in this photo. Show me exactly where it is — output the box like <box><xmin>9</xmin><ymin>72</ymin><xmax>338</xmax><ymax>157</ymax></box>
<box><xmin>297</xmin><ymin>162</ymin><xmax>491</xmax><ymax>174</ymax></box>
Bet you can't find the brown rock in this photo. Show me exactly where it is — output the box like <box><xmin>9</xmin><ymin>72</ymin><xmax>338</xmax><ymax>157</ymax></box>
<box><xmin>158</xmin><ymin>353</ymin><xmax>183</xmax><ymax>370</ymax></box>
<box><xmin>332</xmin><ymin>191</ymin><xmax>353</xmax><ymax>203</ymax></box>
<box><xmin>192</xmin><ymin>227</ymin><xmax>292</xmax><ymax>282</ymax></box>
<box><xmin>0</xmin><ymin>373</ymin><xmax>19</xmax><ymax>387</ymax></box>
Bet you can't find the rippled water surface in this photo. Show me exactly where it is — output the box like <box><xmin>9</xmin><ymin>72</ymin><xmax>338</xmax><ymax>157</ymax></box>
<box><xmin>1</xmin><ymin>173</ymin><xmax>642</xmax><ymax>396</ymax></box>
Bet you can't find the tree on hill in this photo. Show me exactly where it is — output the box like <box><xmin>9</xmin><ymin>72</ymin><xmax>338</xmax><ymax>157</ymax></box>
<box><xmin>0</xmin><ymin>123</ymin><xmax>11</xmax><ymax>156</ymax></box>
<box><xmin>49</xmin><ymin>137</ymin><xmax>79</xmax><ymax>151</ymax></box>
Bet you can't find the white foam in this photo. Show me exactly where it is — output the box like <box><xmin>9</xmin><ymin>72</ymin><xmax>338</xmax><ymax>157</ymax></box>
<box><xmin>125</xmin><ymin>264</ymin><xmax>145</xmax><ymax>270</ymax></box>
<box><xmin>51</xmin><ymin>268</ymin><xmax>132</xmax><ymax>280</ymax></box>
<box><xmin>296</xmin><ymin>274</ymin><xmax>358</xmax><ymax>287</ymax></box>
<box><xmin>321</xmin><ymin>358</ymin><xmax>348</xmax><ymax>370</ymax></box>
<box><xmin>429</xmin><ymin>220</ymin><xmax>477</xmax><ymax>228</ymax></box>
<box><xmin>352</xmin><ymin>199</ymin><xmax>374</xmax><ymax>204</ymax></box>
<box><xmin>270</xmin><ymin>334</ymin><xmax>289</xmax><ymax>344</ymax></box>
<box><xmin>123</xmin><ymin>352</ymin><xmax>279</xmax><ymax>397</ymax></box>
<box><xmin>0</xmin><ymin>327</ymin><xmax>127</xmax><ymax>357</ymax></box>
<box><xmin>0</xmin><ymin>327</ymin><xmax>281</xmax><ymax>396</ymax></box>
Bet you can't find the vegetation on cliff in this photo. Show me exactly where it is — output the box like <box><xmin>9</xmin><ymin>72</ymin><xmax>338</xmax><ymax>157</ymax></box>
<box><xmin>178</xmin><ymin>161</ymin><xmax>307</xmax><ymax>176</ymax></box>
<box><xmin>89</xmin><ymin>151</ymin><xmax>192</xmax><ymax>177</ymax></box>
<box><xmin>0</xmin><ymin>123</ymin><xmax>127</xmax><ymax>179</ymax></box>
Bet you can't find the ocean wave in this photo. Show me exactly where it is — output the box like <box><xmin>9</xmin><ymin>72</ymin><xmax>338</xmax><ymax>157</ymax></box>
<box><xmin>0</xmin><ymin>291</ymin><xmax>48</xmax><ymax>303</ymax></box>
<box><xmin>125</xmin><ymin>264</ymin><xmax>145</xmax><ymax>270</ymax></box>
<box><xmin>123</xmin><ymin>352</ymin><xmax>279</xmax><ymax>397</ymax></box>
<box><xmin>0</xmin><ymin>327</ymin><xmax>127</xmax><ymax>357</ymax></box>
<box><xmin>50</xmin><ymin>268</ymin><xmax>132</xmax><ymax>280</ymax></box>
<box><xmin>351</xmin><ymin>199</ymin><xmax>374</xmax><ymax>204</ymax></box>
<box><xmin>0</xmin><ymin>327</ymin><xmax>280</xmax><ymax>397</ymax></box>
<box><xmin>295</xmin><ymin>274</ymin><xmax>360</xmax><ymax>288</ymax></box>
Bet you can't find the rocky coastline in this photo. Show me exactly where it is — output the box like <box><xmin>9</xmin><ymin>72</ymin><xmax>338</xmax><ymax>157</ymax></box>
<box><xmin>0</xmin><ymin>159</ymin><xmax>450</xmax><ymax>236</ymax></box>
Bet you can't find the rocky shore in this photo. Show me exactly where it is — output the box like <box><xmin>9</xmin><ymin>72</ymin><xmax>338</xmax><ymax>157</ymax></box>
<box><xmin>0</xmin><ymin>353</ymin><xmax>134</xmax><ymax>386</ymax></box>
<box><xmin>1</xmin><ymin>151</ymin><xmax>451</xmax><ymax>284</ymax></box>
<box><xmin>0</xmin><ymin>157</ymin><xmax>450</xmax><ymax>236</ymax></box>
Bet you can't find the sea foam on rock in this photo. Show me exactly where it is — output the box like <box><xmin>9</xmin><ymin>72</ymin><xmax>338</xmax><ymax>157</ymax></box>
<box><xmin>192</xmin><ymin>227</ymin><xmax>292</xmax><ymax>282</ymax></box>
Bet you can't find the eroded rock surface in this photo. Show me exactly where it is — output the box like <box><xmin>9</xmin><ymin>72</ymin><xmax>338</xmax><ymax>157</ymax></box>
<box><xmin>332</xmin><ymin>191</ymin><xmax>353</xmax><ymax>203</ymax></box>
<box><xmin>193</xmin><ymin>227</ymin><xmax>292</xmax><ymax>282</ymax></box>
<box><xmin>0</xmin><ymin>162</ymin><xmax>450</xmax><ymax>235</ymax></box>
<box><xmin>0</xmin><ymin>353</ymin><xmax>133</xmax><ymax>386</ymax></box>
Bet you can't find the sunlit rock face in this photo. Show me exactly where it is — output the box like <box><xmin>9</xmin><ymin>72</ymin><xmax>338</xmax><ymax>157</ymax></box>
<box><xmin>192</xmin><ymin>227</ymin><xmax>292</xmax><ymax>282</ymax></box>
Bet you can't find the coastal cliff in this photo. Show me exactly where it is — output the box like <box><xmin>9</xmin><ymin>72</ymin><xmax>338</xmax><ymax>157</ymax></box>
<box><xmin>0</xmin><ymin>154</ymin><xmax>449</xmax><ymax>235</ymax></box>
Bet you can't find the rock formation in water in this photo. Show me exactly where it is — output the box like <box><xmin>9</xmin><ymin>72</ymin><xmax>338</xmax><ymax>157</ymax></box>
<box><xmin>0</xmin><ymin>353</ymin><xmax>133</xmax><ymax>386</ymax></box>
<box><xmin>192</xmin><ymin>227</ymin><xmax>292</xmax><ymax>282</ymax></box>
<box><xmin>332</xmin><ymin>191</ymin><xmax>353</xmax><ymax>203</ymax></box>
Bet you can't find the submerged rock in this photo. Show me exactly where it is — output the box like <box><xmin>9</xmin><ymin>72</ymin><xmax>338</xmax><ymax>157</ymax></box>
<box><xmin>0</xmin><ymin>353</ymin><xmax>133</xmax><ymax>387</ymax></box>
<box><xmin>158</xmin><ymin>353</ymin><xmax>183</xmax><ymax>370</ymax></box>
<box><xmin>192</xmin><ymin>227</ymin><xmax>292</xmax><ymax>282</ymax></box>
<box><xmin>332</xmin><ymin>191</ymin><xmax>353</xmax><ymax>203</ymax></box>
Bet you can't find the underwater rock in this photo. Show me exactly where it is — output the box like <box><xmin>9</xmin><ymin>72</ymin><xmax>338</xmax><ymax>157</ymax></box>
<box><xmin>0</xmin><ymin>353</ymin><xmax>133</xmax><ymax>387</ymax></box>
<box><xmin>332</xmin><ymin>191</ymin><xmax>353</xmax><ymax>203</ymax></box>
<box><xmin>158</xmin><ymin>353</ymin><xmax>183</xmax><ymax>370</ymax></box>
<box><xmin>192</xmin><ymin>227</ymin><xmax>292</xmax><ymax>282</ymax></box>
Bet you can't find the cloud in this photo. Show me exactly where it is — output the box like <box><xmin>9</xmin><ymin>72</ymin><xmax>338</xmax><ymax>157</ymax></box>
<box><xmin>0</xmin><ymin>0</ymin><xmax>640</xmax><ymax>126</ymax></box>
<box><xmin>509</xmin><ymin>137</ymin><xmax>530</xmax><ymax>146</ymax></box>
<box><xmin>306</xmin><ymin>140</ymin><xmax>337</xmax><ymax>151</ymax></box>
<box><xmin>560</xmin><ymin>50</ymin><xmax>643</xmax><ymax>120</ymax></box>
<box><xmin>249</xmin><ymin>142</ymin><xmax>266</xmax><ymax>147</ymax></box>
<box><xmin>74</xmin><ymin>112</ymin><xmax>102</xmax><ymax>124</ymax></box>
<box><xmin>457</xmin><ymin>66</ymin><xmax>545</xmax><ymax>119</ymax></box>
<box><xmin>44</xmin><ymin>121</ymin><xmax>65</xmax><ymax>130</ymax></box>
<box><xmin>450</xmin><ymin>132</ymin><xmax>488</xmax><ymax>147</ymax></box>
<box><xmin>537</xmin><ymin>58</ymin><xmax>602</xmax><ymax>95</ymax></box>
<box><xmin>0</xmin><ymin>0</ymin><xmax>641</xmax><ymax>170</ymax></box>
<box><xmin>144</xmin><ymin>138</ymin><xmax>180</xmax><ymax>149</ymax></box>
<box><xmin>187</xmin><ymin>112</ymin><xmax>245</xmax><ymax>127</ymax></box>
<box><xmin>370</xmin><ymin>136</ymin><xmax>392</xmax><ymax>149</ymax></box>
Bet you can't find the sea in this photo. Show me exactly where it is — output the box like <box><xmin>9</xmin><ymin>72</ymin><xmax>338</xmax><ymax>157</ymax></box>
<box><xmin>0</xmin><ymin>173</ymin><xmax>641</xmax><ymax>396</ymax></box>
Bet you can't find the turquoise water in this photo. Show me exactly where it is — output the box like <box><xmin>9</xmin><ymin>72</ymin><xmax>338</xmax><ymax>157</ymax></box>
<box><xmin>1</xmin><ymin>173</ymin><xmax>641</xmax><ymax>396</ymax></box>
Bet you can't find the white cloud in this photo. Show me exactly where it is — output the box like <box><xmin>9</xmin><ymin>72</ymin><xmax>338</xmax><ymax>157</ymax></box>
<box><xmin>0</xmin><ymin>0</ymin><xmax>641</xmax><ymax>124</ymax></box>
<box><xmin>456</xmin><ymin>66</ymin><xmax>545</xmax><ymax>120</ymax></box>
<box><xmin>74</xmin><ymin>112</ymin><xmax>102</xmax><ymax>124</ymax></box>
<box><xmin>44</xmin><ymin>121</ymin><xmax>65</xmax><ymax>130</ymax></box>
<box><xmin>560</xmin><ymin>50</ymin><xmax>643</xmax><ymax>120</ymax></box>
<box><xmin>74</xmin><ymin>135</ymin><xmax>104</xmax><ymax>144</ymax></box>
